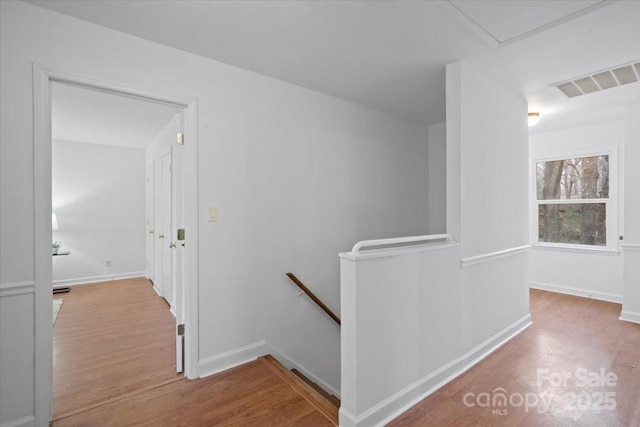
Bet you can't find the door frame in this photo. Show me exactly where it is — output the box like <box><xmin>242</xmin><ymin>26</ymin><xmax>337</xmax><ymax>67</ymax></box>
<box><xmin>33</xmin><ymin>64</ymin><xmax>200</xmax><ymax>421</ymax></box>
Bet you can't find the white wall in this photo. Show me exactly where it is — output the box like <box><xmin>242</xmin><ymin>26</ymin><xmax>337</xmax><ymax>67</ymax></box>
<box><xmin>428</xmin><ymin>121</ymin><xmax>446</xmax><ymax>234</ymax></box>
<box><xmin>621</xmin><ymin>102</ymin><xmax>640</xmax><ymax>323</ymax></box>
<box><xmin>340</xmin><ymin>241</ymin><xmax>464</xmax><ymax>426</ymax></box>
<box><xmin>529</xmin><ymin>121</ymin><xmax>624</xmax><ymax>302</ymax></box>
<box><xmin>52</xmin><ymin>140</ymin><xmax>146</xmax><ymax>286</ymax></box>
<box><xmin>0</xmin><ymin>1</ymin><xmax>430</xmax><ymax>424</ymax></box>
<box><xmin>337</xmin><ymin>59</ymin><xmax>531</xmax><ymax>427</ymax></box>
<box><xmin>146</xmin><ymin>114</ymin><xmax>179</xmax><ymax>166</ymax></box>
<box><xmin>448</xmin><ymin>59</ymin><xmax>530</xmax><ymax>349</ymax></box>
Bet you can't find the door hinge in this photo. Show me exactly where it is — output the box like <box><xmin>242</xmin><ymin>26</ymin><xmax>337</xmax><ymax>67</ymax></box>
<box><xmin>177</xmin><ymin>132</ymin><xmax>184</xmax><ymax>145</ymax></box>
<box><xmin>177</xmin><ymin>324</ymin><xmax>185</xmax><ymax>336</ymax></box>
<box><xmin>177</xmin><ymin>228</ymin><xmax>185</xmax><ymax>241</ymax></box>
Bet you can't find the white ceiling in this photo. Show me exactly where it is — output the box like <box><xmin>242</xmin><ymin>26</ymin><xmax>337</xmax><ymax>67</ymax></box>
<box><xmin>466</xmin><ymin>0</ymin><xmax>640</xmax><ymax>134</ymax></box>
<box><xmin>30</xmin><ymin>0</ymin><xmax>640</xmax><ymax>138</ymax></box>
<box><xmin>449</xmin><ymin>0</ymin><xmax>604</xmax><ymax>44</ymax></box>
<box><xmin>52</xmin><ymin>83</ymin><xmax>178</xmax><ymax>149</ymax></box>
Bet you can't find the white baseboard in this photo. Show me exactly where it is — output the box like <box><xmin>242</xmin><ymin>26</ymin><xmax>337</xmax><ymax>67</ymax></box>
<box><xmin>0</xmin><ymin>415</ymin><xmax>36</xmax><ymax>427</ymax></box>
<box><xmin>197</xmin><ymin>340</ymin><xmax>340</xmax><ymax>398</ymax></box>
<box><xmin>52</xmin><ymin>271</ymin><xmax>146</xmax><ymax>287</ymax></box>
<box><xmin>341</xmin><ymin>314</ymin><xmax>532</xmax><ymax>427</ymax></box>
<box><xmin>266</xmin><ymin>341</ymin><xmax>340</xmax><ymax>398</ymax></box>
<box><xmin>619</xmin><ymin>311</ymin><xmax>640</xmax><ymax>324</ymax></box>
<box><xmin>198</xmin><ymin>341</ymin><xmax>269</xmax><ymax>378</ymax></box>
<box><xmin>530</xmin><ymin>281</ymin><xmax>622</xmax><ymax>304</ymax></box>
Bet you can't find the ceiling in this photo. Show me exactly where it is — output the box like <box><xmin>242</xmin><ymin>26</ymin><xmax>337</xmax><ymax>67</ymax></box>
<box><xmin>448</xmin><ymin>0</ymin><xmax>604</xmax><ymax>44</ymax></box>
<box><xmin>52</xmin><ymin>83</ymin><xmax>178</xmax><ymax>149</ymax></box>
<box><xmin>29</xmin><ymin>0</ymin><xmax>640</xmax><ymax>138</ymax></box>
<box><xmin>465</xmin><ymin>0</ymin><xmax>640</xmax><ymax>134</ymax></box>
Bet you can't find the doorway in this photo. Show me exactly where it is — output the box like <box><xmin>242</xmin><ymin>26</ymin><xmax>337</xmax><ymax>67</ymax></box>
<box><xmin>33</xmin><ymin>66</ymin><xmax>199</xmax><ymax>422</ymax></box>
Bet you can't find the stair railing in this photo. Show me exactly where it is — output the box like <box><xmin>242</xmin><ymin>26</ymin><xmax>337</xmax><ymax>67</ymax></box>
<box><xmin>350</xmin><ymin>233</ymin><xmax>453</xmax><ymax>253</ymax></box>
<box><xmin>286</xmin><ymin>273</ymin><xmax>341</xmax><ymax>326</ymax></box>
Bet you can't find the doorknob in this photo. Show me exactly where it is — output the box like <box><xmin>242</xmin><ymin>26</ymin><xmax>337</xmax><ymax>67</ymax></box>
<box><xmin>158</xmin><ymin>234</ymin><xmax>165</xmax><ymax>239</ymax></box>
<box><xmin>169</xmin><ymin>242</ymin><xmax>176</xmax><ymax>249</ymax></box>
<box><xmin>149</xmin><ymin>229</ymin><xmax>155</xmax><ymax>234</ymax></box>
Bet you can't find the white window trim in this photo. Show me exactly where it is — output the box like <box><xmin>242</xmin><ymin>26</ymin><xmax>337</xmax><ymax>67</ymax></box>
<box><xmin>530</xmin><ymin>148</ymin><xmax>618</xmax><ymax>252</ymax></box>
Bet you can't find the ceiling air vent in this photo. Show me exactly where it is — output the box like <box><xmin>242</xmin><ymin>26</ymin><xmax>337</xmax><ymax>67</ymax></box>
<box><xmin>554</xmin><ymin>61</ymin><xmax>640</xmax><ymax>98</ymax></box>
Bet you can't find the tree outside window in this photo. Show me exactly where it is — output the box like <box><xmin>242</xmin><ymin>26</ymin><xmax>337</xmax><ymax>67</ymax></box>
<box><xmin>536</xmin><ymin>155</ymin><xmax>609</xmax><ymax>247</ymax></box>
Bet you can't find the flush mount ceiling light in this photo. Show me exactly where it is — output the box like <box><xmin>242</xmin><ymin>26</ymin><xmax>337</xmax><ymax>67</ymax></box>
<box><xmin>528</xmin><ymin>112</ymin><xmax>540</xmax><ymax>127</ymax></box>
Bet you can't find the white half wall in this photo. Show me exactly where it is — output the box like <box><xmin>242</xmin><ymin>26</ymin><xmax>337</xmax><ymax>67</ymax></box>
<box><xmin>52</xmin><ymin>140</ymin><xmax>146</xmax><ymax>286</ymax></box>
<box><xmin>622</xmin><ymin>102</ymin><xmax>640</xmax><ymax>322</ymax></box>
<box><xmin>339</xmin><ymin>241</ymin><xmax>464</xmax><ymax>426</ymax></box>
<box><xmin>338</xmin><ymin>59</ymin><xmax>531</xmax><ymax>427</ymax></box>
<box><xmin>0</xmin><ymin>2</ymin><xmax>430</xmax><ymax>424</ymax></box>
<box><xmin>529</xmin><ymin>121</ymin><xmax>624</xmax><ymax>302</ymax></box>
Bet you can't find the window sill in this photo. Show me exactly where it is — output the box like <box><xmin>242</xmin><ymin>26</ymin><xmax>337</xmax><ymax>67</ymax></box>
<box><xmin>532</xmin><ymin>243</ymin><xmax>620</xmax><ymax>256</ymax></box>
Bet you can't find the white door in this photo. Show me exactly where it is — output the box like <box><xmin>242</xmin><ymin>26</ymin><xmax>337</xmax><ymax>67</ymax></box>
<box><xmin>172</xmin><ymin>114</ymin><xmax>185</xmax><ymax>373</ymax></box>
<box><xmin>150</xmin><ymin>112</ymin><xmax>185</xmax><ymax>373</ymax></box>
<box><xmin>153</xmin><ymin>158</ymin><xmax>163</xmax><ymax>296</ymax></box>
<box><xmin>161</xmin><ymin>150</ymin><xmax>173</xmax><ymax>308</ymax></box>
<box><xmin>146</xmin><ymin>163</ymin><xmax>155</xmax><ymax>282</ymax></box>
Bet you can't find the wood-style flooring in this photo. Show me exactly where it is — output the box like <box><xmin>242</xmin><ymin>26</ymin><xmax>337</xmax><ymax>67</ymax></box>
<box><xmin>52</xmin><ymin>277</ymin><xmax>334</xmax><ymax>426</ymax></box>
<box><xmin>52</xmin><ymin>278</ymin><xmax>180</xmax><ymax>421</ymax></box>
<box><xmin>53</xmin><ymin>360</ymin><xmax>333</xmax><ymax>427</ymax></box>
<box><xmin>53</xmin><ymin>283</ymin><xmax>640</xmax><ymax>426</ymax></box>
<box><xmin>389</xmin><ymin>289</ymin><xmax>640</xmax><ymax>426</ymax></box>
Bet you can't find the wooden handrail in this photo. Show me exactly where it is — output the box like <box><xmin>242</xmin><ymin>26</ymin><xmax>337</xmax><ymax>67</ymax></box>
<box><xmin>286</xmin><ymin>273</ymin><xmax>341</xmax><ymax>326</ymax></box>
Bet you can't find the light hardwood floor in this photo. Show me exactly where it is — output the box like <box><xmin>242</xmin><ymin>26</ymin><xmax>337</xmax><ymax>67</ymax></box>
<box><xmin>390</xmin><ymin>289</ymin><xmax>640</xmax><ymax>426</ymax></box>
<box><xmin>52</xmin><ymin>277</ymin><xmax>333</xmax><ymax>426</ymax></box>
<box><xmin>52</xmin><ymin>278</ymin><xmax>180</xmax><ymax>421</ymax></box>
<box><xmin>53</xmin><ymin>360</ymin><xmax>333</xmax><ymax>426</ymax></box>
<box><xmin>53</xmin><ymin>284</ymin><xmax>640</xmax><ymax>426</ymax></box>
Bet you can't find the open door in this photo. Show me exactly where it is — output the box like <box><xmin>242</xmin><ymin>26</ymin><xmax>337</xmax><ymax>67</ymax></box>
<box><xmin>150</xmin><ymin>111</ymin><xmax>185</xmax><ymax>373</ymax></box>
<box><xmin>161</xmin><ymin>150</ymin><xmax>173</xmax><ymax>307</ymax></box>
<box><xmin>171</xmin><ymin>112</ymin><xmax>185</xmax><ymax>373</ymax></box>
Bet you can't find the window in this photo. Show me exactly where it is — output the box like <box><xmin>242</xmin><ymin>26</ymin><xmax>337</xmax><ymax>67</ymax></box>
<box><xmin>535</xmin><ymin>153</ymin><xmax>615</xmax><ymax>249</ymax></box>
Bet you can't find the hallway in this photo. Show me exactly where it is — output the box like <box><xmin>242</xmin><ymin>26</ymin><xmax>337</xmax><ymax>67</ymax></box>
<box><xmin>390</xmin><ymin>290</ymin><xmax>640</xmax><ymax>426</ymax></box>
<box><xmin>52</xmin><ymin>278</ymin><xmax>335</xmax><ymax>426</ymax></box>
<box><xmin>52</xmin><ymin>281</ymin><xmax>640</xmax><ymax>425</ymax></box>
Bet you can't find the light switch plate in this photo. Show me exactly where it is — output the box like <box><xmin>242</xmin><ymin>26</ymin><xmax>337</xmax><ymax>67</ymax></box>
<box><xmin>208</xmin><ymin>207</ymin><xmax>218</xmax><ymax>222</ymax></box>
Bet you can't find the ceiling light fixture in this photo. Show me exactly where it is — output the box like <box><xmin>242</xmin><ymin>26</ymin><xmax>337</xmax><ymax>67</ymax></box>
<box><xmin>528</xmin><ymin>112</ymin><xmax>540</xmax><ymax>127</ymax></box>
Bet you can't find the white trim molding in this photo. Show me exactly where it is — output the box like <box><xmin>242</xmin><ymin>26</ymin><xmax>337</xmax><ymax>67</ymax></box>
<box><xmin>198</xmin><ymin>341</ymin><xmax>268</xmax><ymax>378</ymax></box>
<box><xmin>267</xmin><ymin>341</ymin><xmax>340</xmax><ymax>398</ymax></box>
<box><xmin>340</xmin><ymin>241</ymin><xmax>460</xmax><ymax>261</ymax></box>
<box><xmin>339</xmin><ymin>314</ymin><xmax>532</xmax><ymax>427</ymax></box>
<box><xmin>0</xmin><ymin>414</ymin><xmax>36</xmax><ymax>427</ymax></box>
<box><xmin>461</xmin><ymin>245</ymin><xmax>530</xmax><ymax>268</ymax></box>
<box><xmin>350</xmin><ymin>234</ymin><xmax>452</xmax><ymax>253</ymax></box>
<box><xmin>32</xmin><ymin>64</ymin><xmax>200</xmax><ymax>426</ymax></box>
<box><xmin>52</xmin><ymin>272</ymin><xmax>146</xmax><ymax>287</ymax></box>
<box><xmin>197</xmin><ymin>340</ymin><xmax>340</xmax><ymax>398</ymax></box>
<box><xmin>621</xmin><ymin>244</ymin><xmax>640</xmax><ymax>252</ymax></box>
<box><xmin>530</xmin><ymin>281</ymin><xmax>622</xmax><ymax>304</ymax></box>
<box><xmin>619</xmin><ymin>311</ymin><xmax>640</xmax><ymax>325</ymax></box>
<box><xmin>532</xmin><ymin>243</ymin><xmax>620</xmax><ymax>256</ymax></box>
<box><xmin>0</xmin><ymin>281</ymin><xmax>36</xmax><ymax>297</ymax></box>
